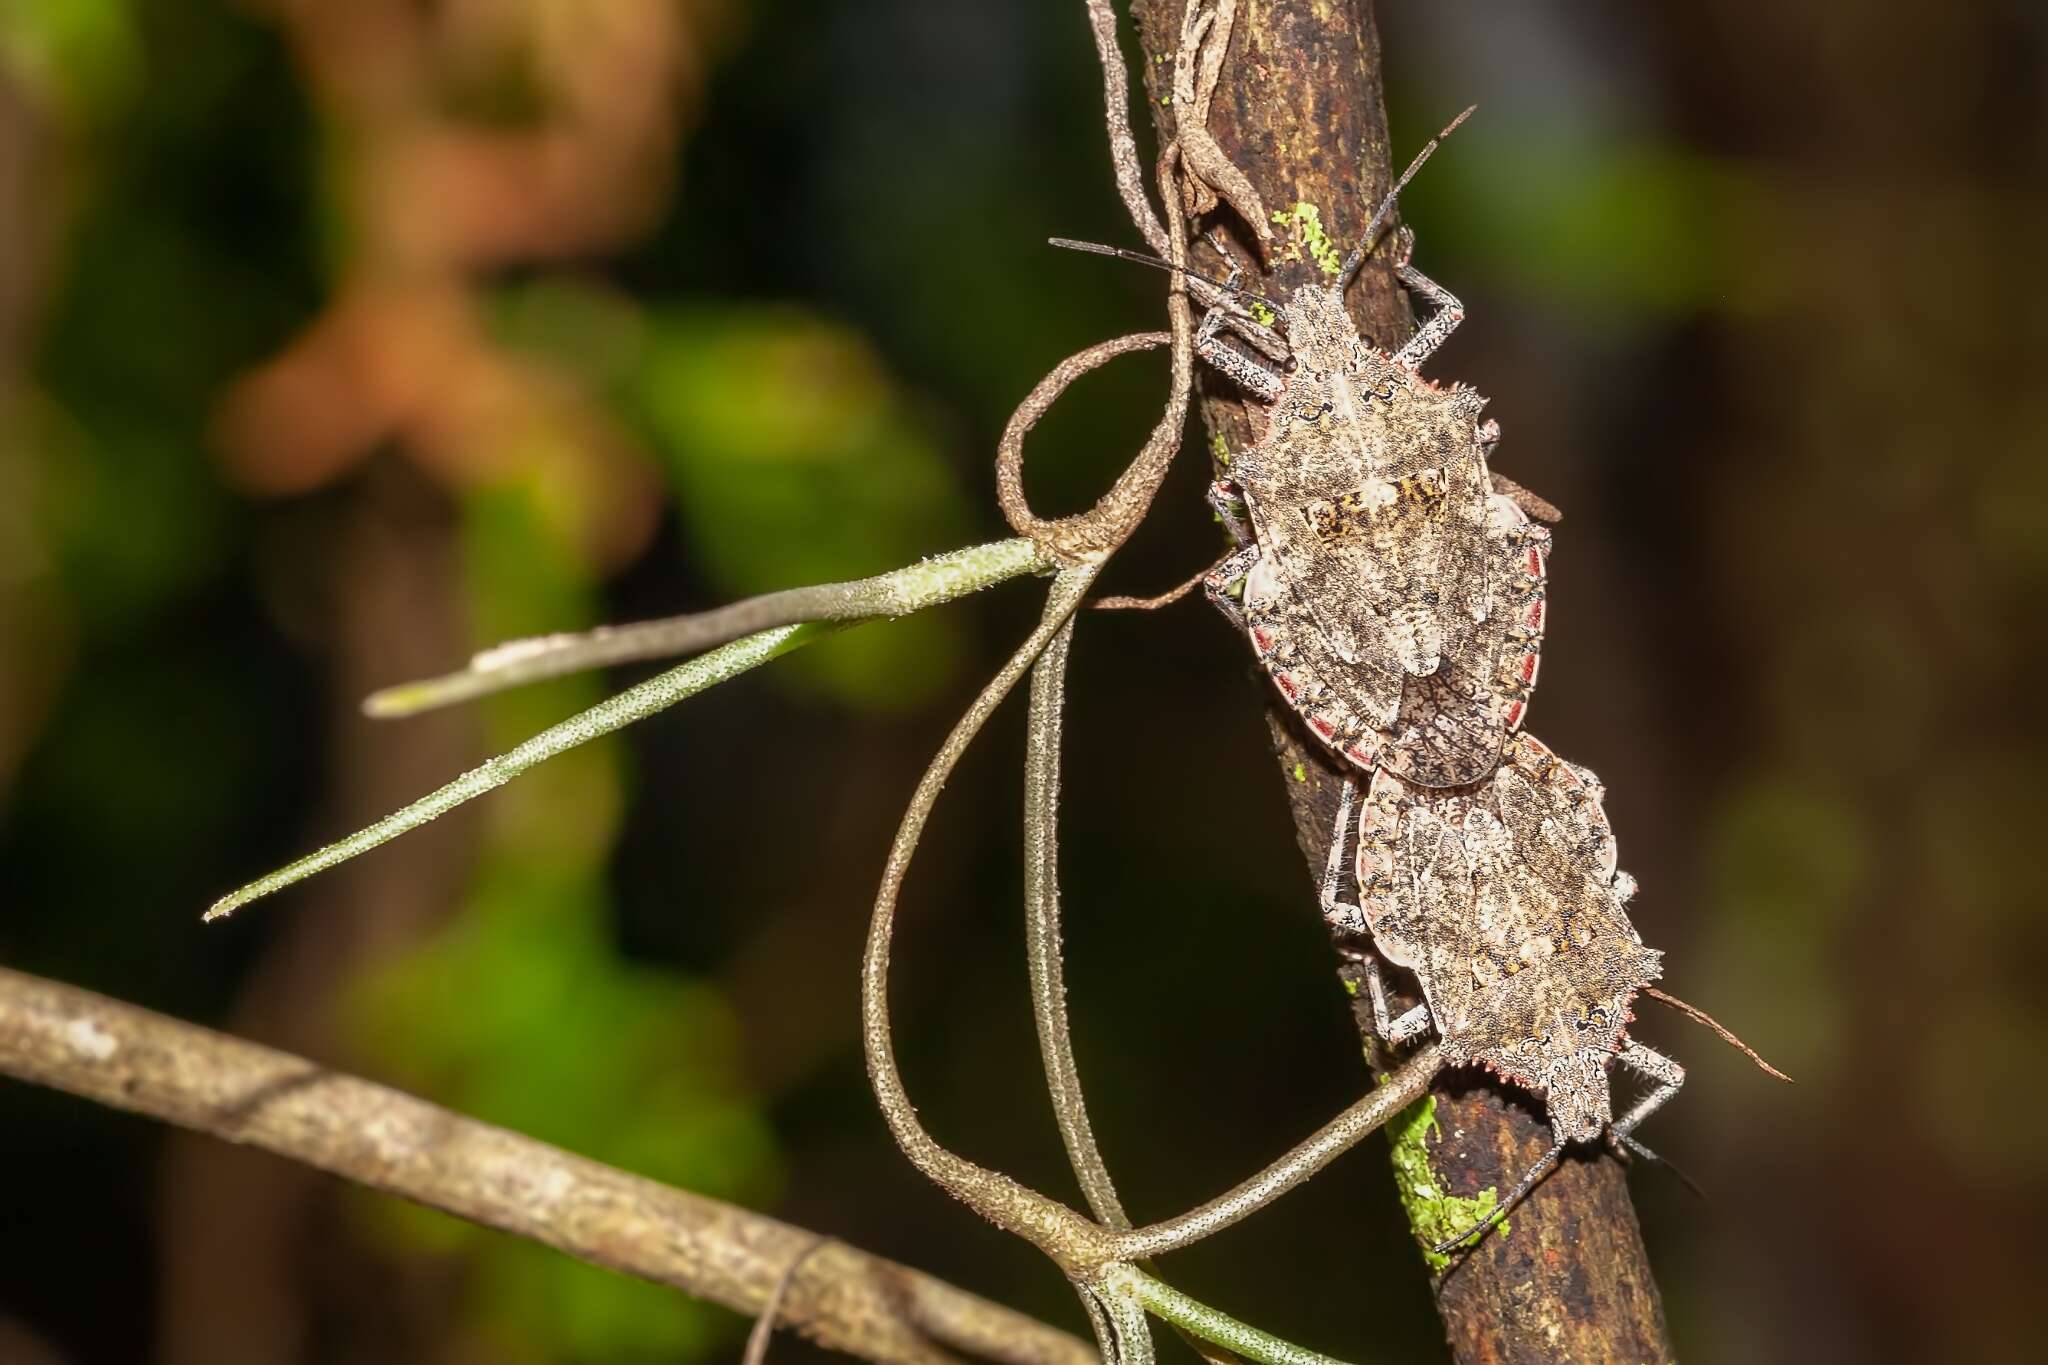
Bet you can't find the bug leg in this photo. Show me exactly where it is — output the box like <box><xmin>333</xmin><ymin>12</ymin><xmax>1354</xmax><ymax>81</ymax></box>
<box><xmin>1433</xmin><ymin>1136</ymin><xmax>1569</xmax><ymax>1257</ymax></box>
<box><xmin>1390</xmin><ymin>226</ymin><xmax>1466</xmax><ymax>370</ymax></box>
<box><xmin>1610</xmin><ymin>1040</ymin><xmax>1686</xmax><ymax>1141</ymax></box>
<box><xmin>1315</xmin><ymin>779</ymin><xmax>1364</xmax><ymax>934</ymax></box>
<box><xmin>1201</xmin><ymin>542</ymin><xmax>1259</xmax><ymax>632</ymax></box>
<box><xmin>1197</xmin><ymin>231</ymin><xmax>1292</xmax><ymax>360</ymax></box>
<box><xmin>1362</xmin><ymin>955</ymin><xmax>1433</xmax><ymax>1045</ymax></box>
<box><xmin>1197</xmin><ymin>318</ymin><xmax>1287</xmax><ymax>402</ymax></box>
<box><xmin>1196</xmin><ymin>254</ymin><xmax>1286</xmax><ymax>400</ymax></box>
<box><xmin>1322</xmin><ymin>782</ymin><xmax>1432</xmax><ymax>1042</ymax></box>
<box><xmin>1200</xmin><ymin>303</ymin><xmax>1290</xmax><ymax>364</ymax></box>
<box><xmin>1204</xmin><ymin>477</ymin><xmax>1254</xmax><ymax>546</ymax></box>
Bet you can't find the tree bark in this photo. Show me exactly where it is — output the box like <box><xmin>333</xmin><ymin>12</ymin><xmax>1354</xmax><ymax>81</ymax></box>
<box><xmin>1124</xmin><ymin>3</ymin><xmax>1674</xmax><ymax>1360</ymax></box>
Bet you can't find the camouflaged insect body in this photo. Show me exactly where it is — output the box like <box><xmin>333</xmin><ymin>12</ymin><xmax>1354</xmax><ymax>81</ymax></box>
<box><xmin>1233</xmin><ymin>284</ymin><xmax>1497</xmax><ymax>682</ymax></box>
<box><xmin>1357</xmin><ymin>736</ymin><xmax>1660</xmax><ymax>1141</ymax></box>
<box><xmin>1241</xmin><ymin>488</ymin><xmax>1547</xmax><ymax>788</ymax></box>
<box><xmin>1218</xmin><ymin>282</ymin><xmax>1548</xmax><ymax>789</ymax></box>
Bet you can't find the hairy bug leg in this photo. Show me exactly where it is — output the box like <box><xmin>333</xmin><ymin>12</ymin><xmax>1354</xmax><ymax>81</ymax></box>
<box><xmin>1610</xmin><ymin>1040</ymin><xmax>1687</xmax><ymax>1141</ymax></box>
<box><xmin>1390</xmin><ymin>226</ymin><xmax>1467</xmax><ymax>370</ymax></box>
<box><xmin>1205</xmin><ymin>478</ymin><xmax>1255</xmax><ymax>546</ymax></box>
<box><xmin>1200</xmin><ymin>231</ymin><xmax>1291</xmax><ymax>361</ymax></box>
<box><xmin>1317</xmin><ymin>779</ymin><xmax>1363</xmax><ymax>932</ymax></box>
<box><xmin>1363</xmin><ymin>957</ymin><xmax>1433</xmax><ymax>1046</ymax></box>
<box><xmin>1196</xmin><ymin>316</ymin><xmax>1286</xmax><ymax>401</ymax></box>
<box><xmin>1192</xmin><ymin>241</ymin><xmax>1285</xmax><ymax>399</ymax></box>
<box><xmin>1201</xmin><ymin>543</ymin><xmax>1259</xmax><ymax>631</ymax></box>
<box><xmin>1435</xmin><ymin>1135</ymin><xmax>1570</xmax><ymax>1258</ymax></box>
<box><xmin>1321</xmin><ymin>781</ymin><xmax>1431</xmax><ymax>1042</ymax></box>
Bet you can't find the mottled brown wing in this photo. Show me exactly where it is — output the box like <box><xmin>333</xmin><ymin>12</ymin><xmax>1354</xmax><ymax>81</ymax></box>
<box><xmin>1241</xmin><ymin>552</ymin><xmax>1403</xmax><ymax>764</ymax></box>
<box><xmin>1237</xmin><ymin>365</ymin><xmax>1493</xmax><ymax>677</ymax></box>
<box><xmin>1382</xmin><ymin>495</ymin><xmax>1550</xmax><ymax>788</ymax></box>
<box><xmin>1357</xmin><ymin>772</ymin><xmax>1483</xmax><ymax>1028</ymax></box>
<box><xmin>1457</xmin><ymin>739</ymin><xmax>1660</xmax><ymax>1131</ymax></box>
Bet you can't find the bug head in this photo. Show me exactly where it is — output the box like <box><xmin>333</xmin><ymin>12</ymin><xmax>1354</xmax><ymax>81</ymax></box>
<box><xmin>1542</xmin><ymin>1047</ymin><xmax>1615</xmax><ymax>1145</ymax></box>
<box><xmin>1278</xmin><ymin>284</ymin><xmax>1363</xmax><ymax>374</ymax></box>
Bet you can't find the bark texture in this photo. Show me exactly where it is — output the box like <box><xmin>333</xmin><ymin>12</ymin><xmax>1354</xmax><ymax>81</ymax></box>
<box><xmin>1124</xmin><ymin>3</ymin><xmax>1674</xmax><ymax>1359</ymax></box>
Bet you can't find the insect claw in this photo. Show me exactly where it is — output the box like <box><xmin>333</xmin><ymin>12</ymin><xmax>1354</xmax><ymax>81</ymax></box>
<box><xmin>1611</xmin><ymin>1130</ymin><xmax>1708</xmax><ymax>1200</ymax></box>
<box><xmin>1429</xmin><ymin>1134</ymin><xmax>1567</xmax><ymax>1259</ymax></box>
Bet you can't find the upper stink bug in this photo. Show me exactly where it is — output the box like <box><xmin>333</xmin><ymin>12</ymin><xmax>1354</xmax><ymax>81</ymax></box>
<box><xmin>1169</xmin><ymin>112</ymin><xmax>1553</xmax><ymax>788</ymax></box>
<box><xmin>1192</xmin><ymin>206</ymin><xmax>1548</xmax><ymax>788</ymax></box>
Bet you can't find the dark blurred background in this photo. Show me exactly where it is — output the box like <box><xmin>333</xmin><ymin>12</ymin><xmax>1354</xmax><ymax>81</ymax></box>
<box><xmin>2</xmin><ymin>1</ymin><xmax>2043</xmax><ymax>1361</ymax></box>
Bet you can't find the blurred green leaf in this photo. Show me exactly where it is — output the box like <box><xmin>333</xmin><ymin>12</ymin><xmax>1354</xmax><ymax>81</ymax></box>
<box><xmin>349</xmin><ymin>865</ymin><xmax>780</xmax><ymax>1363</ymax></box>
<box><xmin>1413</xmin><ymin>133</ymin><xmax>1752</xmax><ymax>323</ymax></box>
<box><xmin>0</xmin><ymin>0</ymin><xmax>141</xmax><ymax>122</ymax></box>
<box><xmin>1702</xmin><ymin>777</ymin><xmax>1869</xmax><ymax>1084</ymax></box>
<box><xmin>27</xmin><ymin>396</ymin><xmax>232</xmax><ymax>633</ymax></box>
<box><xmin>630</xmin><ymin>306</ymin><xmax>973</xmax><ymax>711</ymax></box>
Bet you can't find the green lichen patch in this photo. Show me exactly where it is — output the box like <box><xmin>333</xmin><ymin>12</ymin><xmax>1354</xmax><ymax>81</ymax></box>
<box><xmin>1209</xmin><ymin>429</ymin><xmax>1232</xmax><ymax>467</ymax></box>
<box><xmin>1248</xmin><ymin>298</ymin><xmax>1277</xmax><ymax>327</ymax></box>
<box><xmin>1271</xmin><ymin>202</ymin><xmax>1344</xmax><ymax>277</ymax></box>
<box><xmin>1386</xmin><ymin>1094</ymin><xmax>1504</xmax><ymax>1273</ymax></box>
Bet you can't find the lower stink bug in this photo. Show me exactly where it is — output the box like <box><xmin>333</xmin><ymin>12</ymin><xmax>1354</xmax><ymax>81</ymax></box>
<box><xmin>1324</xmin><ymin>735</ymin><xmax>1684</xmax><ymax>1248</ymax></box>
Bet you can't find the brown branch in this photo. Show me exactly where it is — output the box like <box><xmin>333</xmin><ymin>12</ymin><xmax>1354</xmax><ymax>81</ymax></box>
<box><xmin>1126</xmin><ymin>2</ymin><xmax>1675</xmax><ymax>1359</ymax></box>
<box><xmin>0</xmin><ymin>966</ymin><xmax>1093</xmax><ymax>1365</ymax></box>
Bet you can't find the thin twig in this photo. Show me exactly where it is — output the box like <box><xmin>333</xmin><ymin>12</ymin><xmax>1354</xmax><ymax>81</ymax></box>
<box><xmin>997</xmin><ymin>156</ymin><xmax>1197</xmax><ymax>566</ymax></box>
<box><xmin>1108</xmin><ymin>1046</ymin><xmax>1441</xmax><ymax>1262</ymax></box>
<box><xmin>861</xmin><ymin>566</ymin><xmax>1119</xmax><ymax>1266</ymax></box>
<box><xmin>862</xmin><ymin>574</ymin><xmax>1437</xmax><ymax>1260</ymax></box>
<box><xmin>0</xmin><ymin>966</ymin><xmax>1094</xmax><ymax>1365</ymax></box>
<box><xmin>1114</xmin><ymin>1266</ymin><xmax>1354</xmax><ymax>1365</ymax></box>
<box><xmin>994</xmin><ymin>332</ymin><xmax>1171</xmax><ymax>552</ymax></box>
<box><xmin>208</xmin><ymin>538</ymin><xmax>1051</xmax><ymax>919</ymax></box>
<box><xmin>743</xmin><ymin>1238</ymin><xmax>832</xmax><ymax>1365</ymax></box>
<box><xmin>209</xmin><ymin>622</ymin><xmax>827</xmax><ymax>920</ymax></box>
<box><xmin>1024</xmin><ymin>616</ymin><xmax>1129</xmax><ymax>1228</ymax></box>
<box><xmin>1084</xmin><ymin>0</ymin><xmax>1169</xmax><ymax>256</ymax></box>
<box><xmin>365</xmin><ymin>538</ymin><xmax>1053</xmax><ymax>717</ymax></box>
<box><xmin>1091</xmin><ymin>555</ymin><xmax>1224</xmax><ymax>611</ymax></box>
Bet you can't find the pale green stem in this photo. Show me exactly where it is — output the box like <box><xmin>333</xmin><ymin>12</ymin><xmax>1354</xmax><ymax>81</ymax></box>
<box><xmin>207</xmin><ymin>537</ymin><xmax>1052</xmax><ymax>921</ymax></box>
<box><xmin>366</xmin><ymin>537</ymin><xmax>1051</xmax><ymax>717</ymax></box>
<box><xmin>1112</xmin><ymin>1266</ymin><xmax>1358</xmax><ymax>1365</ymax></box>
<box><xmin>206</xmin><ymin>622</ymin><xmax>832</xmax><ymax>921</ymax></box>
<box><xmin>1099</xmin><ymin>1286</ymin><xmax>1157</xmax><ymax>1365</ymax></box>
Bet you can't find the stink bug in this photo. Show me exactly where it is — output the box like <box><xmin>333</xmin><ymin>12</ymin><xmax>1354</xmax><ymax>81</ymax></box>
<box><xmin>1327</xmin><ymin>736</ymin><xmax>1684</xmax><ymax>1249</ymax></box>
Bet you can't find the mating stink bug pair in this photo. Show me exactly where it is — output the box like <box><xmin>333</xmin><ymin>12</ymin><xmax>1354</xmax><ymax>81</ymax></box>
<box><xmin>1077</xmin><ymin>114</ymin><xmax>1689</xmax><ymax>1248</ymax></box>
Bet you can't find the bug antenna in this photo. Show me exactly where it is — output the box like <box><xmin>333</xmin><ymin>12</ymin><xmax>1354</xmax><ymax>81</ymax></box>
<box><xmin>1432</xmin><ymin>1134</ymin><xmax>1565</xmax><ymax>1258</ymax></box>
<box><xmin>1048</xmin><ymin>237</ymin><xmax>1279</xmax><ymax>313</ymax></box>
<box><xmin>1338</xmin><ymin>105</ymin><xmax>1477</xmax><ymax>287</ymax></box>
<box><xmin>1644</xmin><ymin>986</ymin><xmax>1793</xmax><ymax>1083</ymax></box>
